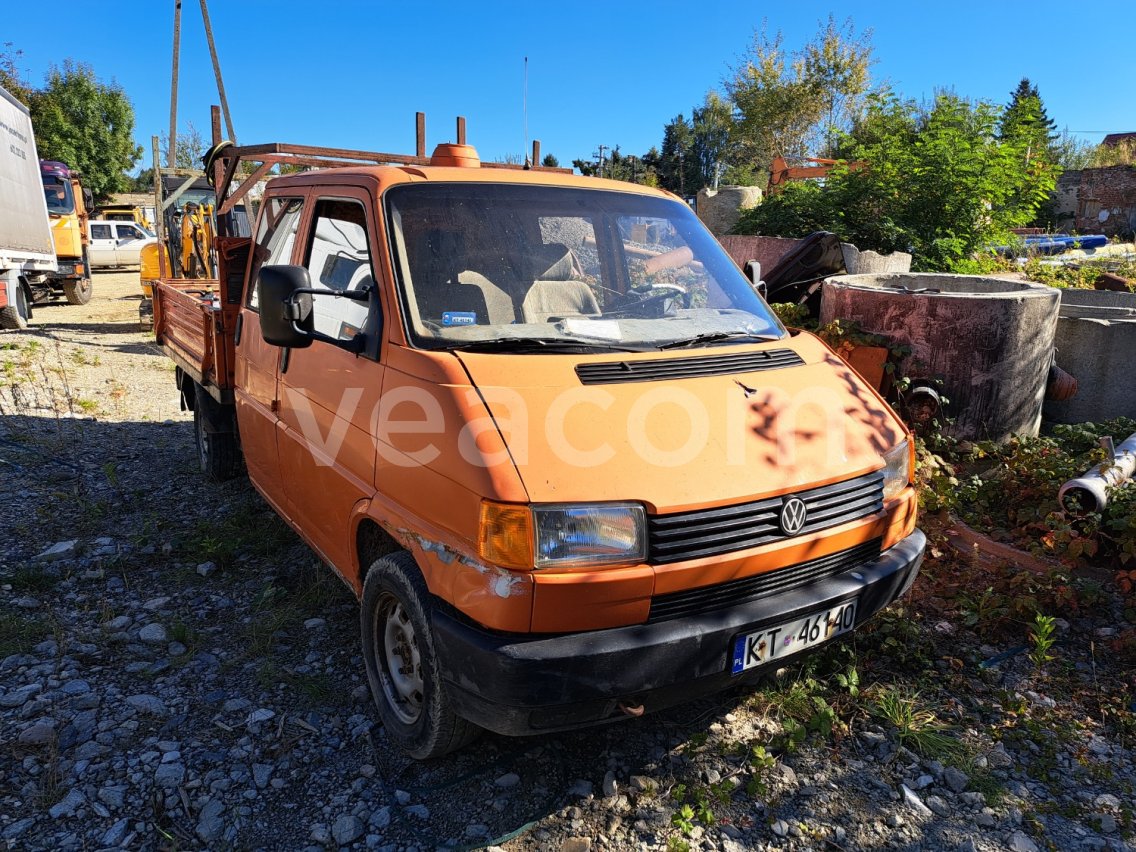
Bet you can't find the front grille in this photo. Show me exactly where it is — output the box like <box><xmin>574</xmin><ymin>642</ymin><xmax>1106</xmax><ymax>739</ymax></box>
<box><xmin>575</xmin><ymin>349</ymin><xmax>804</xmax><ymax>384</ymax></box>
<box><xmin>648</xmin><ymin>471</ymin><xmax>884</xmax><ymax>564</ymax></box>
<box><xmin>647</xmin><ymin>538</ymin><xmax>882</xmax><ymax>623</ymax></box>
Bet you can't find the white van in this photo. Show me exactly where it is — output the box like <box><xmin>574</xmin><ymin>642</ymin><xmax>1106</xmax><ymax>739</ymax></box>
<box><xmin>88</xmin><ymin>219</ymin><xmax>156</xmax><ymax>269</ymax></box>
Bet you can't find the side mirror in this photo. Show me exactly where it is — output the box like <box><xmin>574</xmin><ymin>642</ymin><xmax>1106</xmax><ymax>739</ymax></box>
<box><xmin>258</xmin><ymin>265</ymin><xmax>314</xmax><ymax>348</ymax></box>
<box><xmin>744</xmin><ymin>259</ymin><xmax>767</xmax><ymax>299</ymax></box>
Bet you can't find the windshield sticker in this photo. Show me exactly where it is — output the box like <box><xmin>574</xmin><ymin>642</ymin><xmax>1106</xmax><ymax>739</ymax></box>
<box><xmin>559</xmin><ymin>318</ymin><xmax>623</xmax><ymax>340</ymax></box>
<box><xmin>442</xmin><ymin>311</ymin><xmax>477</xmax><ymax>326</ymax></box>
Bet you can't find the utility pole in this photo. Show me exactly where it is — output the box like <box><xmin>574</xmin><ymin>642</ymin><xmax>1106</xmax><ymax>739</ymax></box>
<box><xmin>595</xmin><ymin>145</ymin><xmax>608</xmax><ymax>179</ymax></box>
<box><xmin>678</xmin><ymin>150</ymin><xmax>685</xmax><ymax>196</ymax></box>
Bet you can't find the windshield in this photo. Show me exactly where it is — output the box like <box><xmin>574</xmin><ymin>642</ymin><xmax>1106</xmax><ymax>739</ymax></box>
<box><xmin>385</xmin><ymin>183</ymin><xmax>784</xmax><ymax>352</ymax></box>
<box><xmin>43</xmin><ymin>176</ymin><xmax>75</xmax><ymax>216</ymax></box>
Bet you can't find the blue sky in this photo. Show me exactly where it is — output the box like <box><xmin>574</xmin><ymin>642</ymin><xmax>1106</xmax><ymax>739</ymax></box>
<box><xmin>3</xmin><ymin>1</ymin><xmax>1132</xmax><ymax>173</ymax></box>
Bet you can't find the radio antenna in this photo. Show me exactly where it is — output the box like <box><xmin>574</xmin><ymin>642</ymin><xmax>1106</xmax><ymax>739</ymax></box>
<box><xmin>523</xmin><ymin>56</ymin><xmax>530</xmax><ymax>168</ymax></box>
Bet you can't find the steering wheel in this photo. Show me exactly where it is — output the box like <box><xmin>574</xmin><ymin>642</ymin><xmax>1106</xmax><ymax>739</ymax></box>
<box><xmin>608</xmin><ymin>284</ymin><xmax>689</xmax><ymax>317</ymax></box>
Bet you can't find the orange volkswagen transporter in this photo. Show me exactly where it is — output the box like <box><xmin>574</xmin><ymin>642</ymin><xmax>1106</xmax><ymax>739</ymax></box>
<box><xmin>154</xmin><ymin>139</ymin><xmax>924</xmax><ymax>759</ymax></box>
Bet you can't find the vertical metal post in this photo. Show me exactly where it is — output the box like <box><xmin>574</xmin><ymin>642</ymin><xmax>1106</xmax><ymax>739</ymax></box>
<box><xmin>198</xmin><ymin>0</ymin><xmax>236</xmax><ymax>142</ymax></box>
<box><xmin>416</xmin><ymin>113</ymin><xmax>426</xmax><ymax>159</ymax></box>
<box><xmin>456</xmin><ymin>117</ymin><xmax>466</xmax><ymax>145</ymax></box>
<box><xmin>168</xmin><ymin>0</ymin><xmax>182</xmax><ymax>168</ymax></box>
<box><xmin>152</xmin><ymin>136</ymin><xmax>169</xmax><ymax>279</ymax></box>
<box><xmin>211</xmin><ymin>105</ymin><xmax>224</xmax><ymax>193</ymax></box>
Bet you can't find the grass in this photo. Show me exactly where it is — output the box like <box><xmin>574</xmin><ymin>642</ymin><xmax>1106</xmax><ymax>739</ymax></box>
<box><xmin>870</xmin><ymin>686</ymin><xmax>965</xmax><ymax>761</ymax></box>
<box><xmin>234</xmin><ymin>568</ymin><xmax>345</xmax><ymax>662</ymax></box>
<box><xmin>7</xmin><ymin>565</ymin><xmax>61</xmax><ymax>595</ymax></box>
<box><xmin>0</xmin><ymin>611</ymin><xmax>51</xmax><ymax>658</ymax></box>
<box><xmin>256</xmin><ymin>661</ymin><xmax>344</xmax><ymax>706</ymax></box>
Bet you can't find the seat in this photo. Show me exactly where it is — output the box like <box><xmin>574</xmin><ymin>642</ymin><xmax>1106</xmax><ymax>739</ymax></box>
<box><xmin>521</xmin><ymin>243</ymin><xmax>599</xmax><ymax>323</ymax></box>
<box><xmin>420</xmin><ymin>281</ymin><xmax>490</xmax><ymax>327</ymax></box>
<box><xmin>522</xmin><ymin>281</ymin><xmax>600</xmax><ymax>323</ymax></box>
<box><xmin>458</xmin><ymin>270</ymin><xmax>515</xmax><ymax>324</ymax></box>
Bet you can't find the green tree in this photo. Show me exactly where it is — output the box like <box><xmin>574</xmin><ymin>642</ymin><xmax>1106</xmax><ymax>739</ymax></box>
<box><xmin>161</xmin><ymin>122</ymin><xmax>206</xmax><ymax>171</ymax></box>
<box><xmin>737</xmin><ymin>92</ymin><xmax>1059</xmax><ymax>270</ymax></box>
<box><xmin>999</xmin><ymin>78</ymin><xmax>1058</xmax><ymax>163</ymax></box>
<box><xmin>727</xmin><ymin>17</ymin><xmax>875</xmax><ymax>167</ymax></box>
<box><xmin>659</xmin><ymin>114</ymin><xmax>697</xmax><ymax>194</ymax></box>
<box><xmin>690</xmin><ymin>92</ymin><xmax>734</xmax><ymax>190</ymax></box>
<box><xmin>28</xmin><ymin>60</ymin><xmax>142</xmax><ymax>201</ymax></box>
<box><xmin>0</xmin><ymin>43</ymin><xmax>32</xmax><ymax>103</ymax></box>
<box><xmin>573</xmin><ymin>147</ymin><xmax>655</xmax><ymax>185</ymax></box>
<box><xmin>802</xmin><ymin>16</ymin><xmax>876</xmax><ymax>152</ymax></box>
<box><xmin>541</xmin><ymin>153</ymin><xmax>559</xmax><ymax>168</ymax></box>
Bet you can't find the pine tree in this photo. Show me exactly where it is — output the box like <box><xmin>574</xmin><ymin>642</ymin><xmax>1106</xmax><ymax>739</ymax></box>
<box><xmin>999</xmin><ymin>78</ymin><xmax>1059</xmax><ymax>163</ymax></box>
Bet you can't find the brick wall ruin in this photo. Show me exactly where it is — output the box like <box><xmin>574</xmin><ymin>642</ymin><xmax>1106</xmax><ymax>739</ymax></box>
<box><xmin>1052</xmin><ymin>166</ymin><xmax>1136</xmax><ymax>237</ymax></box>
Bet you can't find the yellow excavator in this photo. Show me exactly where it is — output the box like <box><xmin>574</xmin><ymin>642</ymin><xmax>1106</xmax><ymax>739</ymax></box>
<box><xmin>139</xmin><ymin>189</ymin><xmax>216</xmax><ymax>330</ymax></box>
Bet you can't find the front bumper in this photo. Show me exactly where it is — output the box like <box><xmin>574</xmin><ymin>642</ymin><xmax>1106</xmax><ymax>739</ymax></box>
<box><xmin>433</xmin><ymin>529</ymin><xmax>925</xmax><ymax>735</ymax></box>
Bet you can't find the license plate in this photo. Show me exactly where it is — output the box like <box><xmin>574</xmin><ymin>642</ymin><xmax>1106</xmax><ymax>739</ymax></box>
<box><xmin>730</xmin><ymin>600</ymin><xmax>857</xmax><ymax>674</ymax></box>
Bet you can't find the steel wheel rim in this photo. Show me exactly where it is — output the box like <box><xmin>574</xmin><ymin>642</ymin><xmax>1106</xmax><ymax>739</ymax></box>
<box><xmin>374</xmin><ymin>593</ymin><xmax>423</xmax><ymax>725</ymax></box>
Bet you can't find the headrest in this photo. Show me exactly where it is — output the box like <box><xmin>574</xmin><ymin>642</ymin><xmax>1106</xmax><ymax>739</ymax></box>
<box><xmin>530</xmin><ymin>243</ymin><xmax>579</xmax><ymax>281</ymax></box>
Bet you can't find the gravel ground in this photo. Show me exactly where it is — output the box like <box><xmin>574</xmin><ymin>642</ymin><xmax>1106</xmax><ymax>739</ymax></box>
<box><xmin>0</xmin><ymin>273</ymin><xmax>1133</xmax><ymax>851</ymax></box>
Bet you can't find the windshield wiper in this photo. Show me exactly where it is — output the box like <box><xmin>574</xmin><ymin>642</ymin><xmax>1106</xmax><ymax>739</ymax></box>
<box><xmin>658</xmin><ymin>331</ymin><xmax>780</xmax><ymax>350</ymax></box>
<box><xmin>451</xmin><ymin>337</ymin><xmax>647</xmax><ymax>354</ymax></box>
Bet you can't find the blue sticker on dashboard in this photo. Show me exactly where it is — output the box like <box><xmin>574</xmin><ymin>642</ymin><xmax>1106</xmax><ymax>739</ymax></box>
<box><xmin>442</xmin><ymin>311</ymin><xmax>477</xmax><ymax>326</ymax></box>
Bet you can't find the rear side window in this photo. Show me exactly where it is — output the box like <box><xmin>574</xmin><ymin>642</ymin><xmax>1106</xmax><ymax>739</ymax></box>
<box><xmin>91</xmin><ymin>224</ymin><xmax>112</xmax><ymax>240</ymax></box>
<box><xmin>302</xmin><ymin>198</ymin><xmax>374</xmax><ymax>341</ymax></box>
<box><xmin>247</xmin><ymin>197</ymin><xmax>303</xmax><ymax>310</ymax></box>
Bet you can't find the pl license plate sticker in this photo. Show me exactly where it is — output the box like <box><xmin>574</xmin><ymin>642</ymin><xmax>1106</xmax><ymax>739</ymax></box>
<box><xmin>731</xmin><ymin>600</ymin><xmax>857</xmax><ymax>674</ymax></box>
<box><xmin>442</xmin><ymin>311</ymin><xmax>477</xmax><ymax>326</ymax></box>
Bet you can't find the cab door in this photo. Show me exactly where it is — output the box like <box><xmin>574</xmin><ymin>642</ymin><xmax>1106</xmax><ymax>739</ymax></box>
<box><xmin>88</xmin><ymin>222</ymin><xmax>116</xmax><ymax>267</ymax></box>
<box><xmin>276</xmin><ymin>189</ymin><xmax>383</xmax><ymax>574</ymax></box>
<box><xmin>112</xmin><ymin>223</ymin><xmax>150</xmax><ymax>266</ymax></box>
<box><xmin>234</xmin><ymin>195</ymin><xmax>307</xmax><ymax>517</ymax></box>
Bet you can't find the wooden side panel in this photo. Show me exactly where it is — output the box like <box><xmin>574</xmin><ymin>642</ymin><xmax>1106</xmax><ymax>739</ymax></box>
<box><xmin>153</xmin><ymin>279</ymin><xmax>235</xmax><ymax>390</ymax></box>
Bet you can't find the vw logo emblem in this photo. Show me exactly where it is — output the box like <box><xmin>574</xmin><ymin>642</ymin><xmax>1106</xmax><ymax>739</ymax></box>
<box><xmin>779</xmin><ymin>496</ymin><xmax>808</xmax><ymax>535</ymax></box>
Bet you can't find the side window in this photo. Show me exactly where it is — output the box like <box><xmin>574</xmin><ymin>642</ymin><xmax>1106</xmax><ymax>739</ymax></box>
<box><xmin>116</xmin><ymin>224</ymin><xmax>142</xmax><ymax>241</ymax></box>
<box><xmin>247</xmin><ymin>197</ymin><xmax>303</xmax><ymax>310</ymax></box>
<box><xmin>302</xmin><ymin>198</ymin><xmax>374</xmax><ymax>341</ymax></box>
<box><xmin>91</xmin><ymin>224</ymin><xmax>113</xmax><ymax>240</ymax></box>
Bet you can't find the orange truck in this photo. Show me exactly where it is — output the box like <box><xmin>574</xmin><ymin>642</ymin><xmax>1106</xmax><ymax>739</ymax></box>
<box><xmin>153</xmin><ymin>127</ymin><xmax>924</xmax><ymax>759</ymax></box>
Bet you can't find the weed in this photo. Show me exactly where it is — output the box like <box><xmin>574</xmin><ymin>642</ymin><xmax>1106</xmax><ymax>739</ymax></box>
<box><xmin>834</xmin><ymin>665</ymin><xmax>860</xmax><ymax>696</ymax></box>
<box><xmin>0</xmin><ymin>611</ymin><xmax>50</xmax><ymax>657</ymax></box>
<box><xmin>746</xmin><ymin>745</ymin><xmax>777</xmax><ymax>796</ymax></box>
<box><xmin>1028</xmin><ymin>613</ymin><xmax>1057</xmax><ymax>669</ymax></box>
<box><xmin>256</xmin><ymin>661</ymin><xmax>343</xmax><ymax>705</ymax></box>
<box><xmin>671</xmin><ymin>803</ymin><xmax>696</xmax><ymax>836</ymax></box>
<box><xmin>8</xmin><ymin>565</ymin><xmax>60</xmax><ymax>595</ymax></box>
<box><xmin>75</xmin><ymin>398</ymin><xmax>98</xmax><ymax>414</ymax></box>
<box><xmin>666</xmin><ymin>838</ymin><xmax>691</xmax><ymax>852</ymax></box>
<box><xmin>871</xmin><ymin>687</ymin><xmax>964</xmax><ymax>760</ymax></box>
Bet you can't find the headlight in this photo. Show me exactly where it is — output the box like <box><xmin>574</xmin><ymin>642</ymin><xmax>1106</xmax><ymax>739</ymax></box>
<box><xmin>478</xmin><ymin>501</ymin><xmax>646</xmax><ymax>570</ymax></box>
<box><xmin>534</xmin><ymin>504</ymin><xmax>646</xmax><ymax>569</ymax></box>
<box><xmin>881</xmin><ymin>439</ymin><xmax>911</xmax><ymax>500</ymax></box>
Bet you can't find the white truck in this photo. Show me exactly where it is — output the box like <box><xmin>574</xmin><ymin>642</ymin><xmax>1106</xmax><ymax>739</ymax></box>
<box><xmin>0</xmin><ymin>84</ymin><xmax>56</xmax><ymax>329</ymax></box>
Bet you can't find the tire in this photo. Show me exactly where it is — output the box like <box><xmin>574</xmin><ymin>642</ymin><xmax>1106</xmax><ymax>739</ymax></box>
<box><xmin>0</xmin><ymin>284</ymin><xmax>31</xmax><ymax>330</ymax></box>
<box><xmin>361</xmin><ymin>551</ymin><xmax>480</xmax><ymax>759</ymax></box>
<box><xmin>192</xmin><ymin>385</ymin><xmax>240</xmax><ymax>482</ymax></box>
<box><xmin>63</xmin><ymin>278</ymin><xmax>93</xmax><ymax>305</ymax></box>
<box><xmin>139</xmin><ymin>299</ymin><xmax>154</xmax><ymax>332</ymax></box>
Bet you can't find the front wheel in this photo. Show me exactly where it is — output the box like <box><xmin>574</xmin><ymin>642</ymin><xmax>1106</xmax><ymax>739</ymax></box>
<box><xmin>63</xmin><ymin>277</ymin><xmax>93</xmax><ymax>305</ymax></box>
<box><xmin>361</xmin><ymin>551</ymin><xmax>480</xmax><ymax>759</ymax></box>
